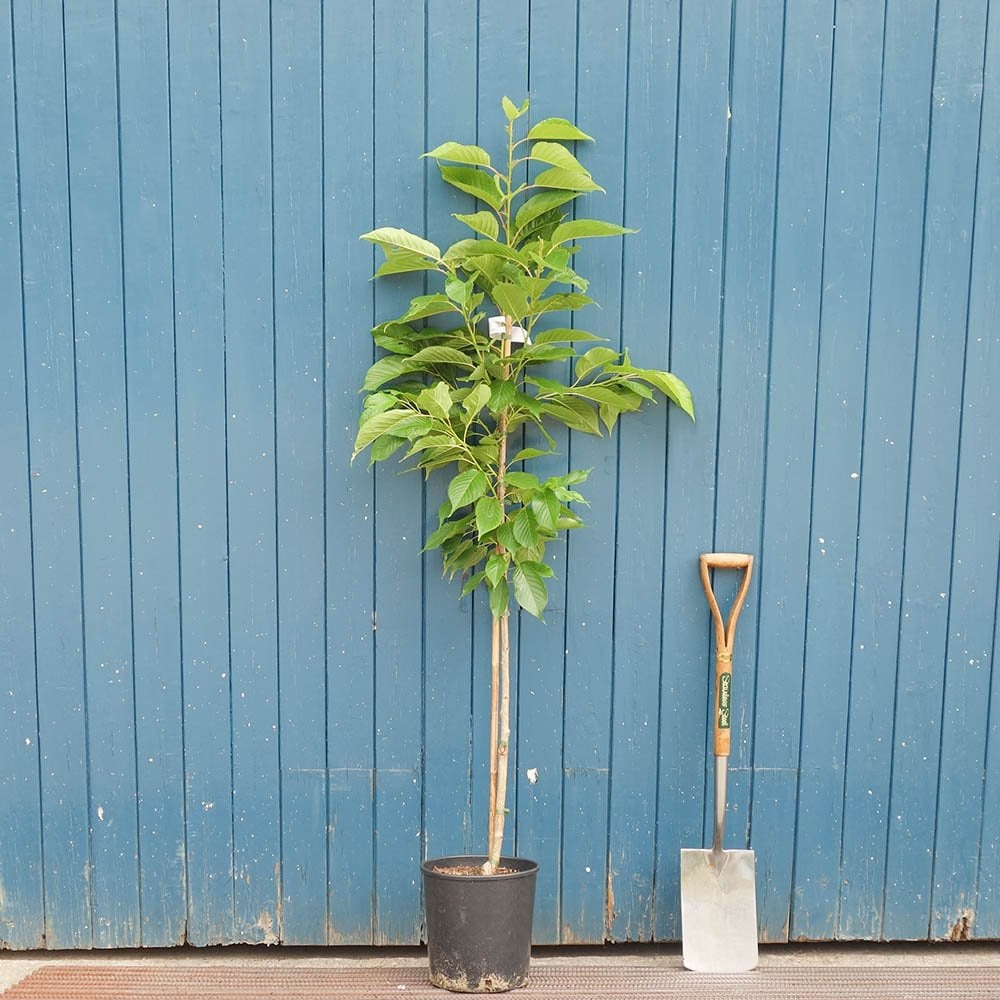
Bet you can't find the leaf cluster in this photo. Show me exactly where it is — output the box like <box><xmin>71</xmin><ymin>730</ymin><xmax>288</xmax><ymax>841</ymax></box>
<box><xmin>355</xmin><ymin>97</ymin><xmax>694</xmax><ymax>620</ymax></box>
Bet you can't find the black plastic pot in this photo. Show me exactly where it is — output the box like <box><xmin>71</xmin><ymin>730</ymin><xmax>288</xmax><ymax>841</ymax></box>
<box><xmin>421</xmin><ymin>856</ymin><xmax>539</xmax><ymax>993</ymax></box>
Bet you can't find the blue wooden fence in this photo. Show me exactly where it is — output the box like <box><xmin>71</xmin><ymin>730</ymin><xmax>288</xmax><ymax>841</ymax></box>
<box><xmin>1</xmin><ymin>0</ymin><xmax>998</xmax><ymax>949</ymax></box>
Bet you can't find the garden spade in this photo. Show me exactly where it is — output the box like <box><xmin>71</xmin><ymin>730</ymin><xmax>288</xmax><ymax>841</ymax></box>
<box><xmin>681</xmin><ymin>552</ymin><xmax>757</xmax><ymax>973</ymax></box>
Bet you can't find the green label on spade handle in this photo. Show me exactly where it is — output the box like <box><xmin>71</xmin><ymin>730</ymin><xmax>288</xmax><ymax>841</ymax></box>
<box><xmin>718</xmin><ymin>671</ymin><xmax>732</xmax><ymax>729</ymax></box>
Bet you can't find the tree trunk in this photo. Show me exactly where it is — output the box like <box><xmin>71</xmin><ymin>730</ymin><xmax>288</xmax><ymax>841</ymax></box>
<box><xmin>484</xmin><ymin>317</ymin><xmax>514</xmax><ymax>875</ymax></box>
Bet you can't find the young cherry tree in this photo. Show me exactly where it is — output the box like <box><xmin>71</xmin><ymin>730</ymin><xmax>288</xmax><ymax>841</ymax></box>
<box><xmin>354</xmin><ymin>97</ymin><xmax>694</xmax><ymax>874</ymax></box>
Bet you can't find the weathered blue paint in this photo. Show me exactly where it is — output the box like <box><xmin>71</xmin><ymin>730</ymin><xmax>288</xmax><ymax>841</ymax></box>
<box><xmin>837</xmin><ymin>0</ymin><xmax>934</xmax><ymax>942</ymax></box>
<box><xmin>170</xmin><ymin>0</ymin><xmax>234</xmax><ymax>947</ymax></box>
<box><xmin>0</xmin><ymin>0</ymin><xmax>44</xmax><ymax>951</ymax></box>
<box><xmin>272</xmin><ymin>0</ymin><xmax>328</xmax><ymax>948</ymax></box>
<box><xmin>118</xmin><ymin>0</ymin><xmax>188</xmax><ymax>950</ymax></box>
<box><xmin>1</xmin><ymin>0</ymin><xmax>998</xmax><ymax>950</ymax></box>
<box><xmin>65</xmin><ymin>0</ymin><xmax>141</xmax><ymax>949</ymax></box>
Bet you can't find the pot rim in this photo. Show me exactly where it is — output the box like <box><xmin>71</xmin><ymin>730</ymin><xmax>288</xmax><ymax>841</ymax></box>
<box><xmin>421</xmin><ymin>855</ymin><xmax>539</xmax><ymax>881</ymax></box>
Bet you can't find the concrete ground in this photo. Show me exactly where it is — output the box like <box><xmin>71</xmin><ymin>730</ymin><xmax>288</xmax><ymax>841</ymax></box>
<box><xmin>3</xmin><ymin>942</ymin><xmax>1000</xmax><ymax>995</ymax></box>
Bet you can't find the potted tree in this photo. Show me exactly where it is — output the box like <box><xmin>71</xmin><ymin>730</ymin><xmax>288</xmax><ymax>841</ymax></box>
<box><xmin>354</xmin><ymin>97</ymin><xmax>694</xmax><ymax>992</ymax></box>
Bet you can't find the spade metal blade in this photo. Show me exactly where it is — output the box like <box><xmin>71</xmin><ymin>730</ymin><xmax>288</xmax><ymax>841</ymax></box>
<box><xmin>680</xmin><ymin>847</ymin><xmax>758</xmax><ymax>973</ymax></box>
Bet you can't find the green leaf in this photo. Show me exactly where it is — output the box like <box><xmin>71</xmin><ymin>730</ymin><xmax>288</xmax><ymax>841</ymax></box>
<box><xmin>502</xmin><ymin>96</ymin><xmax>520</xmax><ymax>121</ymax></box>
<box><xmin>527</xmin><ymin>117</ymin><xmax>594</xmax><ymax>143</ymax></box>
<box><xmin>490</xmin><ymin>282</ymin><xmax>531</xmax><ymax>322</ymax></box>
<box><xmin>512</xmin><ymin>508</ymin><xmax>540</xmax><ymax>548</ymax></box>
<box><xmin>510</xmin><ymin>446</ymin><xmax>553</xmax><ymax>463</ymax></box>
<box><xmin>445</xmin><ymin>275</ymin><xmax>472</xmax><ymax>306</ymax></box>
<box><xmin>505</xmin><ymin>471</ymin><xmax>540</xmax><ymax>492</ymax></box>
<box><xmin>530</xmin><ymin>492</ymin><xmax>560</xmax><ymax>531</ymax></box>
<box><xmin>362</xmin><ymin>355</ymin><xmax>411</xmax><ymax>392</ymax></box>
<box><xmin>360</xmin><ymin>390</ymin><xmax>400</xmax><ymax>419</ymax></box>
<box><xmin>532</xmin><ymin>327</ymin><xmax>605</xmax><ymax>345</ymax></box>
<box><xmin>485</xmin><ymin>553</ymin><xmax>508</xmax><ymax>588</ymax></box>
<box><xmin>400</xmin><ymin>294</ymin><xmax>460</xmax><ymax>323</ymax></box>
<box><xmin>488</xmin><ymin>577</ymin><xmax>509</xmax><ymax>619</ymax></box>
<box><xmin>423</xmin><ymin>515</ymin><xmax>472</xmax><ymax>552</ymax></box>
<box><xmin>373</xmin><ymin>332</ymin><xmax>416</xmax><ymax>355</ymax></box>
<box><xmin>374</xmin><ymin>248</ymin><xmax>442</xmax><ymax>278</ymax></box>
<box><xmin>439</xmin><ymin>165</ymin><xmax>505</xmax><ymax>211</ymax></box>
<box><xmin>416</xmin><ymin>448</ymin><xmax>463</xmax><ymax>474</ymax></box>
<box><xmin>495</xmin><ymin>521</ymin><xmax>518</xmax><ymax>552</ymax></box>
<box><xmin>550</xmin><ymin>468</ymin><xmax>591</xmax><ymax>487</ymax></box>
<box><xmin>441</xmin><ymin>537</ymin><xmax>474</xmax><ymax>575</ymax></box>
<box><xmin>443</xmin><ymin>238</ymin><xmax>525</xmax><ymax>266</ymax></box>
<box><xmin>489</xmin><ymin>380</ymin><xmax>517</xmax><ymax>412</ymax></box>
<box><xmin>623</xmin><ymin>379</ymin><xmax>655</xmax><ymax>400</ymax></box>
<box><xmin>390</xmin><ymin>414</ymin><xmax>434</xmax><ymax>440</ymax></box>
<box><xmin>475</xmin><ymin>495</ymin><xmax>504</xmax><ymax>537</ymax></box>
<box><xmin>526</xmin><ymin>375</ymin><xmax>568</xmax><ymax>395</ymax></box>
<box><xmin>409</xmin><ymin>432</ymin><xmax>461</xmax><ymax>454</ymax></box>
<box><xmin>417</xmin><ymin>382</ymin><xmax>453</xmax><ymax>420</ymax></box>
<box><xmin>549</xmin><ymin>219</ymin><xmax>635</xmax><ymax>244</ymax></box>
<box><xmin>369</xmin><ymin>434</ymin><xmax>406</xmax><ymax>463</ymax></box>
<box><xmin>572</xmin><ymin>384</ymin><xmax>643</xmax><ymax>412</ymax></box>
<box><xmin>361</xmin><ymin>227</ymin><xmax>441</xmax><ymax>260</ymax></box>
<box><xmin>450</xmin><ymin>543</ymin><xmax>489</xmax><ymax>573</ymax></box>
<box><xmin>463</xmin><ymin>253</ymin><xmax>506</xmax><ymax>288</ymax></box>
<box><xmin>512</xmin><ymin>390</ymin><xmax>543</xmax><ymax>418</ymax></box>
<box><xmin>423</xmin><ymin>141</ymin><xmax>492</xmax><ymax>167</ymax></box>
<box><xmin>460</xmin><ymin>571</ymin><xmax>487</xmax><ymax>598</ymax></box>
<box><xmin>528</xmin><ymin>141</ymin><xmax>588</xmax><ymax>174</ymax></box>
<box><xmin>407</xmin><ymin>345</ymin><xmax>475</xmax><ymax>368</ymax></box>
<box><xmin>541</xmin><ymin>398</ymin><xmax>601</xmax><ymax>436</ymax></box>
<box><xmin>533</xmin><ymin>167</ymin><xmax>604</xmax><ymax>193</ymax></box>
<box><xmin>513</xmin><ymin>562</ymin><xmax>548</xmax><ymax>619</ymax></box>
<box><xmin>519</xmin><ymin>344</ymin><xmax>576</xmax><ymax>364</ymax></box>
<box><xmin>448</xmin><ymin>468</ymin><xmax>489</xmax><ymax>509</ymax></box>
<box><xmin>513</xmin><ymin>190</ymin><xmax>579</xmax><ymax>234</ymax></box>
<box><xmin>575</xmin><ymin>346</ymin><xmax>621</xmax><ymax>379</ymax></box>
<box><xmin>534</xmin><ymin>292</ymin><xmax>595</xmax><ymax>316</ymax></box>
<box><xmin>352</xmin><ymin>408</ymin><xmax>415</xmax><ymax>456</ymax></box>
<box><xmin>462</xmin><ymin>383</ymin><xmax>491</xmax><ymax>417</ymax></box>
<box><xmin>453</xmin><ymin>211</ymin><xmax>499</xmax><ymax>241</ymax></box>
<box><xmin>639</xmin><ymin>369</ymin><xmax>696</xmax><ymax>419</ymax></box>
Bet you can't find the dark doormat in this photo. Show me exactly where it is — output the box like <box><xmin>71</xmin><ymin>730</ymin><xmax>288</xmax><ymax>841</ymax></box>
<box><xmin>3</xmin><ymin>965</ymin><xmax>998</xmax><ymax>999</ymax></box>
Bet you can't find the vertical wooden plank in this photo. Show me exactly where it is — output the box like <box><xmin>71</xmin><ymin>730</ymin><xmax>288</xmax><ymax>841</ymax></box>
<box><xmin>791</xmin><ymin>0</ymin><xmax>885</xmax><ymax>940</ymax></box>
<box><xmin>714</xmin><ymin>0</ymin><xmax>783</xmax><ymax>943</ymax></box>
<box><xmin>370</xmin><ymin>0</ymin><xmax>427</xmax><ymax>945</ymax></box>
<box><xmin>614</xmin><ymin>0</ymin><xmax>682</xmax><ymax>946</ymax></box>
<box><xmin>654</xmin><ymin>0</ymin><xmax>732</xmax><ymax>943</ymax></box>
<box><xmin>966</xmin><ymin>5</ymin><xmax>1000</xmax><ymax>940</ymax></box>
<box><xmin>117</xmin><ymin>0</ymin><xmax>187</xmax><ymax>947</ymax></box>
<box><xmin>836</xmin><ymin>0</ymin><xmax>935</xmax><ymax>941</ymax></box>
<box><xmin>470</xmin><ymin>1</ymin><xmax>528</xmax><ymax>890</ymax></box>
<box><xmin>218</xmin><ymin>0</ymin><xmax>280</xmax><ymax>944</ymax></box>
<box><xmin>63</xmin><ymin>0</ymin><xmax>141</xmax><ymax>949</ymax></box>
<box><xmin>883</xmin><ymin>1</ymin><xmax>986</xmax><ymax>940</ymax></box>
<box><xmin>574</xmin><ymin>0</ymin><xmax>652</xmax><ymax>945</ymax></box>
<box><xmin>0</xmin><ymin>0</ymin><xmax>45</xmax><ymax>949</ymax></box>
<box><xmin>324</xmin><ymin>0</ymin><xmax>376</xmax><ymax>944</ymax></box>
<box><xmin>13</xmin><ymin>0</ymin><xmax>93</xmax><ymax>949</ymax></box>
<box><xmin>272</xmin><ymin>0</ymin><xmax>327</xmax><ymax>947</ymax></box>
<box><xmin>421</xmin><ymin>0</ymin><xmax>478</xmax><ymax>865</ymax></box>
<box><xmin>924</xmin><ymin>2</ymin><xmax>993</xmax><ymax>942</ymax></box>
<box><xmin>752</xmin><ymin>0</ymin><xmax>832</xmax><ymax>943</ymax></box>
<box><xmin>519</xmin><ymin>0</ymin><xmax>576</xmax><ymax>945</ymax></box>
<box><xmin>169</xmin><ymin>0</ymin><xmax>234</xmax><ymax>946</ymax></box>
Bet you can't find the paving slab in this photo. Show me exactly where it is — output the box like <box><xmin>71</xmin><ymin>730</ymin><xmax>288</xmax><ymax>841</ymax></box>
<box><xmin>2</xmin><ymin>943</ymin><xmax>999</xmax><ymax>996</ymax></box>
<box><xmin>3</xmin><ymin>961</ymin><xmax>1000</xmax><ymax>999</ymax></box>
